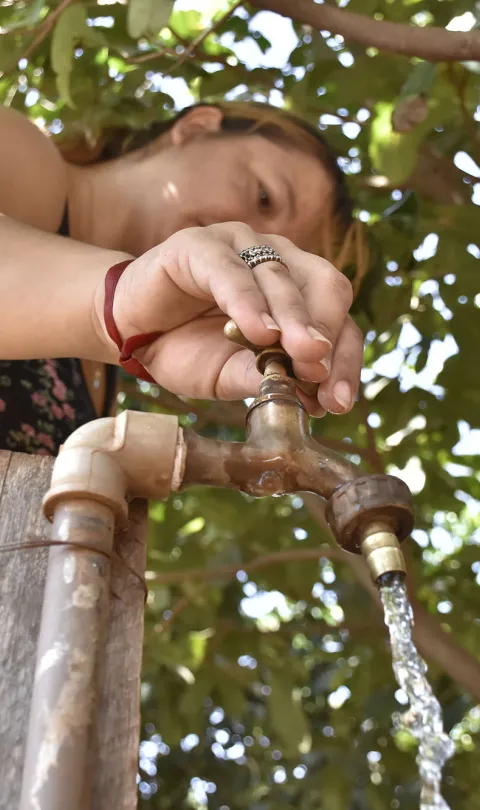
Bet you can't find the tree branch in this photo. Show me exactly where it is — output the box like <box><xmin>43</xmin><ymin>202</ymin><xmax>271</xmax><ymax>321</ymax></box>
<box><xmin>168</xmin><ymin>0</ymin><xmax>244</xmax><ymax>75</ymax></box>
<box><xmin>251</xmin><ymin>0</ymin><xmax>480</xmax><ymax>62</ymax></box>
<box><xmin>154</xmin><ymin>595</ymin><xmax>190</xmax><ymax>632</ymax></box>
<box><xmin>153</xmin><ymin>546</ymin><xmax>342</xmax><ymax>585</ymax></box>
<box><xmin>1</xmin><ymin>0</ymin><xmax>74</xmax><ymax>74</ymax></box>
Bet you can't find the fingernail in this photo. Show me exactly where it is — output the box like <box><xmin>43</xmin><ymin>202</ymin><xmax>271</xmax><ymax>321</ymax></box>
<box><xmin>333</xmin><ymin>380</ymin><xmax>352</xmax><ymax>411</ymax></box>
<box><xmin>319</xmin><ymin>356</ymin><xmax>331</xmax><ymax>374</ymax></box>
<box><xmin>312</xmin><ymin>406</ymin><xmax>327</xmax><ymax>418</ymax></box>
<box><xmin>261</xmin><ymin>313</ymin><xmax>281</xmax><ymax>331</ymax></box>
<box><xmin>307</xmin><ymin>326</ymin><xmax>332</xmax><ymax>348</ymax></box>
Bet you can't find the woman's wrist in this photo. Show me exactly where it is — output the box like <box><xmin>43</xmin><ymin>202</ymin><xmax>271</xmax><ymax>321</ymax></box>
<box><xmin>91</xmin><ymin>253</ymin><xmax>136</xmax><ymax>365</ymax></box>
<box><xmin>0</xmin><ymin>215</ymin><xmax>136</xmax><ymax>363</ymax></box>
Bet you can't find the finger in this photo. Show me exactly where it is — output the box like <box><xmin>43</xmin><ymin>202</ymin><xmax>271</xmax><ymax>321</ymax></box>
<box><xmin>295</xmin><ymin>388</ymin><xmax>326</xmax><ymax>418</ymax></box>
<box><xmin>241</xmin><ymin>235</ymin><xmax>352</xmax><ymax>368</ymax></box>
<box><xmin>267</xmin><ymin>235</ymin><xmax>354</xmax><ymax>353</ymax></box>
<box><xmin>317</xmin><ymin>316</ymin><xmax>364</xmax><ymax>414</ymax></box>
<box><xmin>141</xmin><ymin>314</ymin><xmax>263</xmax><ymax>400</ymax></box>
<box><xmin>290</xmin><ymin>356</ymin><xmax>330</xmax><ymax>384</ymax></box>
<box><xmin>181</xmin><ymin>226</ymin><xmax>285</xmax><ymax>349</ymax></box>
<box><xmin>252</xmin><ymin>261</ymin><xmax>333</xmax><ymax>364</ymax></box>
<box><xmin>219</xmin><ymin>227</ymin><xmax>339</xmax><ymax>364</ymax></box>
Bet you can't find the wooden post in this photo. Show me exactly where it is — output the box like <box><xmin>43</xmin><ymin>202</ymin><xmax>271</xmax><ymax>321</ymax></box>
<box><xmin>0</xmin><ymin>450</ymin><xmax>148</xmax><ymax>810</ymax></box>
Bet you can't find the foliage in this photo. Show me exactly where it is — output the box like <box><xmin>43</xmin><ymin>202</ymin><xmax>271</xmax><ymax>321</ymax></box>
<box><xmin>1</xmin><ymin>1</ymin><xmax>479</xmax><ymax>808</ymax></box>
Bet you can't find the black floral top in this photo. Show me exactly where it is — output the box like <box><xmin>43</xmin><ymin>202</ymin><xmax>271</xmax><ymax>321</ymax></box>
<box><xmin>0</xmin><ymin>209</ymin><xmax>117</xmax><ymax>456</ymax></box>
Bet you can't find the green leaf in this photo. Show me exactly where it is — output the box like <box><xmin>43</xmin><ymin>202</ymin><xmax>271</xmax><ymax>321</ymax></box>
<box><xmin>201</xmin><ymin>67</ymin><xmax>244</xmax><ymax>98</ymax></box>
<box><xmin>156</xmin><ymin>692</ymin><xmax>184</xmax><ymax>745</ymax></box>
<box><xmin>169</xmin><ymin>9</ymin><xmax>202</xmax><ymax>40</ymax></box>
<box><xmin>0</xmin><ymin>0</ymin><xmax>45</xmax><ymax>33</ymax></box>
<box><xmin>178</xmin><ymin>516</ymin><xmax>205</xmax><ymax>536</ymax></box>
<box><xmin>320</xmin><ymin>763</ymin><xmax>351</xmax><ymax>810</ymax></box>
<box><xmin>127</xmin><ymin>0</ymin><xmax>154</xmax><ymax>39</ymax></box>
<box><xmin>0</xmin><ymin>35</ymin><xmax>25</xmax><ymax>73</ymax></box>
<box><xmin>188</xmin><ymin>630</ymin><xmax>209</xmax><ymax>670</ymax></box>
<box><xmin>215</xmin><ymin>678</ymin><xmax>246</xmax><ymax>719</ymax></box>
<box><xmin>50</xmin><ymin>4</ymin><xmax>96</xmax><ymax>107</ymax></box>
<box><xmin>400</xmin><ymin>61</ymin><xmax>437</xmax><ymax>99</ymax></box>
<box><xmin>178</xmin><ymin>674</ymin><xmax>211</xmax><ymax>718</ymax></box>
<box><xmin>268</xmin><ymin>671</ymin><xmax>310</xmax><ymax>757</ymax></box>
<box><xmin>51</xmin><ymin>5</ymin><xmax>86</xmax><ymax>77</ymax></box>
<box><xmin>55</xmin><ymin>70</ymin><xmax>74</xmax><ymax>108</ymax></box>
<box><xmin>127</xmin><ymin>0</ymin><xmax>175</xmax><ymax>39</ymax></box>
<box><xmin>369</xmin><ymin>102</ymin><xmax>419</xmax><ymax>183</ymax></box>
<box><xmin>150</xmin><ymin>0</ymin><xmax>176</xmax><ymax>35</ymax></box>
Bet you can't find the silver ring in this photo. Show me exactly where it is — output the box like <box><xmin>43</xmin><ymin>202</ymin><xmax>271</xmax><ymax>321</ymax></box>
<box><xmin>239</xmin><ymin>245</ymin><xmax>288</xmax><ymax>271</ymax></box>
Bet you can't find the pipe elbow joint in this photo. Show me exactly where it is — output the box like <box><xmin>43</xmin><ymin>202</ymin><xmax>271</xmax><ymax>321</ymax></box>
<box><xmin>43</xmin><ymin>410</ymin><xmax>186</xmax><ymax>526</ymax></box>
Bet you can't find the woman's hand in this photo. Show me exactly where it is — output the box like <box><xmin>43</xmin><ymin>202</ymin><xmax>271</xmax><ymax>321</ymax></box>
<box><xmin>94</xmin><ymin>222</ymin><xmax>363</xmax><ymax>415</ymax></box>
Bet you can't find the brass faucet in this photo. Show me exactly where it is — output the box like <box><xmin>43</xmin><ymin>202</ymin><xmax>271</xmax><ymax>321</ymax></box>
<box><xmin>182</xmin><ymin>321</ymin><xmax>414</xmax><ymax>583</ymax></box>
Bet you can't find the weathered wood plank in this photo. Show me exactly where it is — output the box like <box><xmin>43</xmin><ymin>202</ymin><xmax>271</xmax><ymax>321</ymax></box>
<box><xmin>0</xmin><ymin>450</ymin><xmax>148</xmax><ymax>810</ymax></box>
<box><xmin>0</xmin><ymin>451</ymin><xmax>54</xmax><ymax>810</ymax></box>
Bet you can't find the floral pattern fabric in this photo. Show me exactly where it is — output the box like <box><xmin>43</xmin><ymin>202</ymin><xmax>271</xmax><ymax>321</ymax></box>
<box><xmin>1</xmin><ymin>208</ymin><xmax>118</xmax><ymax>456</ymax></box>
<box><xmin>0</xmin><ymin>358</ymin><xmax>98</xmax><ymax>456</ymax></box>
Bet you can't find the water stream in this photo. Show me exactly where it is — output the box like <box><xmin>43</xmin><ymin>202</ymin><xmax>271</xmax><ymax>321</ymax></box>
<box><xmin>379</xmin><ymin>576</ymin><xmax>455</xmax><ymax>809</ymax></box>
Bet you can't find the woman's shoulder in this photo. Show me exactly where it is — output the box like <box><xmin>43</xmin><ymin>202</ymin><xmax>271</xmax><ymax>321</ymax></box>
<box><xmin>0</xmin><ymin>107</ymin><xmax>67</xmax><ymax>232</ymax></box>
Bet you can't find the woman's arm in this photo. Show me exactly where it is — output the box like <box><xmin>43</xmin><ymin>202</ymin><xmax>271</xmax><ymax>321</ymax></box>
<box><xmin>0</xmin><ymin>214</ymin><xmax>130</xmax><ymax>361</ymax></box>
<box><xmin>0</xmin><ymin>107</ymin><xmax>131</xmax><ymax>362</ymax></box>
<box><xmin>0</xmin><ymin>106</ymin><xmax>67</xmax><ymax>231</ymax></box>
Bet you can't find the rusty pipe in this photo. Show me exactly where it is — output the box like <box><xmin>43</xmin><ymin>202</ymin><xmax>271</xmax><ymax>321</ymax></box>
<box><xmin>20</xmin><ymin>411</ymin><xmax>186</xmax><ymax>810</ymax></box>
<box><xmin>19</xmin><ymin>500</ymin><xmax>114</xmax><ymax>810</ymax></box>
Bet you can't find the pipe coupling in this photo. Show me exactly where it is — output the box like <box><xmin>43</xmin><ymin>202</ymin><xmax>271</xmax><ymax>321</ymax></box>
<box><xmin>325</xmin><ymin>473</ymin><xmax>414</xmax><ymax>553</ymax></box>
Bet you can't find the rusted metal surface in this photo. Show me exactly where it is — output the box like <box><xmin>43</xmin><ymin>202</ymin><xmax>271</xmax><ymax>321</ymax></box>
<box><xmin>19</xmin><ymin>500</ymin><xmax>115</xmax><ymax>810</ymax></box>
<box><xmin>91</xmin><ymin>498</ymin><xmax>148</xmax><ymax>810</ymax></box>
<box><xmin>183</xmin><ymin>370</ymin><xmax>360</xmax><ymax>500</ymax></box>
<box><xmin>325</xmin><ymin>474</ymin><xmax>414</xmax><ymax>552</ymax></box>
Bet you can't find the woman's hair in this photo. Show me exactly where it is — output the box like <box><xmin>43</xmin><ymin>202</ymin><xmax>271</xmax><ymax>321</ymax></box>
<box><xmin>60</xmin><ymin>101</ymin><xmax>366</xmax><ymax>280</ymax></box>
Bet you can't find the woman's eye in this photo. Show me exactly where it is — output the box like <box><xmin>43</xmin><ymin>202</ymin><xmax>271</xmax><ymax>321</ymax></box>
<box><xmin>259</xmin><ymin>187</ymin><xmax>271</xmax><ymax>209</ymax></box>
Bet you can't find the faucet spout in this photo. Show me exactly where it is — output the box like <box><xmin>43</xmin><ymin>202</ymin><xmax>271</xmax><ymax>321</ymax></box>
<box><xmin>183</xmin><ymin>369</ymin><xmax>360</xmax><ymax>499</ymax></box>
<box><xmin>183</xmin><ymin>354</ymin><xmax>414</xmax><ymax>582</ymax></box>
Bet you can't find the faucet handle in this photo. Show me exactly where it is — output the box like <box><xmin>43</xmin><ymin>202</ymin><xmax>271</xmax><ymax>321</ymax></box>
<box><xmin>224</xmin><ymin>319</ymin><xmax>318</xmax><ymax>396</ymax></box>
<box><xmin>224</xmin><ymin>320</ymin><xmax>260</xmax><ymax>353</ymax></box>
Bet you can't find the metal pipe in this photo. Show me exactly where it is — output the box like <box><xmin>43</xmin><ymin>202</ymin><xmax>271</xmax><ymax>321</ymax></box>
<box><xmin>18</xmin><ymin>411</ymin><xmax>184</xmax><ymax>809</ymax></box>
<box><xmin>19</xmin><ymin>500</ymin><xmax>115</xmax><ymax>810</ymax></box>
<box><xmin>360</xmin><ymin>521</ymin><xmax>407</xmax><ymax>582</ymax></box>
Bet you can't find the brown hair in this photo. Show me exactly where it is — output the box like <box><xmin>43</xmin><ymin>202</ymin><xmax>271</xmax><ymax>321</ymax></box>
<box><xmin>59</xmin><ymin>101</ymin><xmax>367</xmax><ymax>288</ymax></box>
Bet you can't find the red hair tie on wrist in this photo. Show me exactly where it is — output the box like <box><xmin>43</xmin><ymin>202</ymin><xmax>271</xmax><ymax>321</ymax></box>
<box><xmin>104</xmin><ymin>260</ymin><xmax>162</xmax><ymax>383</ymax></box>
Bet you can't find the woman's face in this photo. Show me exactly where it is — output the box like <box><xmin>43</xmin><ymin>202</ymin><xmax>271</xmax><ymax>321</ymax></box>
<box><xmin>134</xmin><ymin>110</ymin><xmax>335</xmax><ymax>254</ymax></box>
